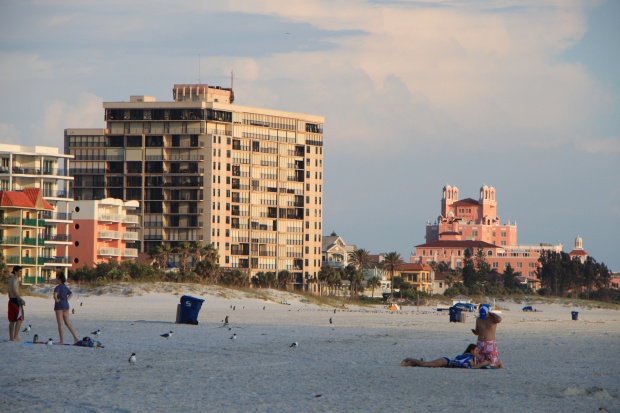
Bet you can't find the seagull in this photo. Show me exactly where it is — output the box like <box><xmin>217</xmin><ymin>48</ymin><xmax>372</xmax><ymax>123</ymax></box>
<box><xmin>160</xmin><ymin>331</ymin><xmax>173</xmax><ymax>339</ymax></box>
<box><xmin>230</xmin><ymin>333</ymin><xmax>237</xmax><ymax>341</ymax></box>
<box><xmin>46</xmin><ymin>338</ymin><xmax>53</xmax><ymax>348</ymax></box>
<box><xmin>91</xmin><ymin>329</ymin><xmax>101</xmax><ymax>337</ymax></box>
<box><xmin>290</xmin><ymin>342</ymin><xmax>298</xmax><ymax>348</ymax></box>
<box><xmin>22</xmin><ymin>325</ymin><xmax>31</xmax><ymax>335</ymax></box>
<box><xmin>329</xmin><ymin>318</ymin><xmax>333</xmax><ymax>324</ymax></box>
<box><xmin>128</xmin><ymin>353</ymin><xmax>137</xmax><ymax>365</ymax></box>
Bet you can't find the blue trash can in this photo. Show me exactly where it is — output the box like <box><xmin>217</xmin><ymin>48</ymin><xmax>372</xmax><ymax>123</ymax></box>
<box><xmin>449</xmin><ymin>306</ymin><xmax>462</xmax><ymax>323</ymax></box>
<box><xmin>571</xmin><ymin>311</ymin><xmax>578</xmax><ymax>321</ymax></box>
<box><xmin>177</xmin><ymin>295</ymin><xmax>205</xmax><ymax>325</ymax></box>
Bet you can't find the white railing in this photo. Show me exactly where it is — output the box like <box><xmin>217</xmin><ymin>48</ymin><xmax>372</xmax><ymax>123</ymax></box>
<box><xmin>99</xmin><ymin>230</ymin><xmax>121</xmax><ymax>239</ymax></box>
<box><xmin>98</xmin><ymin>247</ymin><xmax>122</xmax><ymax>256</ymax></box>
<box><xmin>123</xmin><ymin>215</ymin><xmax>140</xmax><ymax>224</ymax></box>
<box><xmin>123</xmin><ymin>248</ymin><xmax>138</xmax><ymax>257</ymax></box>
<box><xmin>98</xmin><ymin>213</ymin><xmax>122</xmax><ymax>222</ymax></box>
<box><xmin>123</xmin><ymin>232</ymin><xmax>139</xmax><ymax>241</ymax></box>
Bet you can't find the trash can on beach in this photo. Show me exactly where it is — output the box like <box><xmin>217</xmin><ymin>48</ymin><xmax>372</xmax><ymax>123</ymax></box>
<box><xmin>571</xmin><ymin>311</ymin><xmax>578</xmax><ymax>321</ymax></box>
<box><xmin>449</xmin><ymin>306</ymin><xmax>462</xmax><ymax>323</ymax></box>
<box><xmin>176</xmin><ymin>295</ymin><xmax>205</xmax><ymax>325</ymax></box>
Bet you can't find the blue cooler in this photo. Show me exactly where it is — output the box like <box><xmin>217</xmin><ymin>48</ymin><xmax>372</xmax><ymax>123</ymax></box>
<box><xmin>176</xmin><ymin>295</ymin><xmax>205</xmax><ymax>325</ymax></box>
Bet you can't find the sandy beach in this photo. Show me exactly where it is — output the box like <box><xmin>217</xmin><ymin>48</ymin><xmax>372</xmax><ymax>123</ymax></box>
<box><xmin>1</xmin><ymin>283</ymin><xmax>619</xmax><ymax>412</ymax></box>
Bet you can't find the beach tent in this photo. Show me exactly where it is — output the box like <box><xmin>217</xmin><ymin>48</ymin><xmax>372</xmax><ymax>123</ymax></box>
<box><xmin>387</xmin><ymin>304</ymin><xmax>400</xmax><ymax>311</ymax></box>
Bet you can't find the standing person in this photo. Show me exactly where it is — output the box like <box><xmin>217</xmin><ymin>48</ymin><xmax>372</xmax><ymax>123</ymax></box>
<box><xmin>54</xmin><ymin>273</ymin><xmax>79</xmax><ymax>344</ymax></box>
<box><xmin>8</xmin><ymin>266</ymin><xmax>25</xmax><ymax>341</ymax></box>
<box><xmin>472</xmin><ymin>305</ymin><xmax>504</xmax><ymax>369</ymax></box>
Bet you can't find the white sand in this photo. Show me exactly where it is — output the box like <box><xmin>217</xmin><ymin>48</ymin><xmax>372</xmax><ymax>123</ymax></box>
<box><xmin>1</xmin><ymin>284</ymin><xmax>619</xmax><ymax>412</ymax></box>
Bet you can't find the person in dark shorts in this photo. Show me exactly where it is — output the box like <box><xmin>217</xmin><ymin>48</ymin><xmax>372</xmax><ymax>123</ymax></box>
<box><xmin>8</xmin><ymin>266</ymin><xmax>25</xmax><ymax>341</ymax></box>
<box><xmin>53</xmin><ymin>273</ymin><xmax>79</xmax><ymax>344</ymax></box>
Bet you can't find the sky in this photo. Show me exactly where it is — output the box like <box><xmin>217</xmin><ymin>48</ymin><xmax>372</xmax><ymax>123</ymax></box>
<box><xmin>0</xmin><ymin>0</ymin><xmax>618</xmax><ymax>270</ymax></box>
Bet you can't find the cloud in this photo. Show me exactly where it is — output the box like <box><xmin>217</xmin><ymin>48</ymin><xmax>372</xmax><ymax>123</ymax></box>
<box><xmin>0</xmin><ymin>123</ymin><xmax>21</xmax><ymax>144</ymax></box>
<box><xmin>32</xmin><ymin>93</ymin><xmax>104</xmax><ymax>146</ymax></box>
<box><xmin>575</xmin><ymin>135</ymin><xmax>620</xmax><ymax>153</ymax></box>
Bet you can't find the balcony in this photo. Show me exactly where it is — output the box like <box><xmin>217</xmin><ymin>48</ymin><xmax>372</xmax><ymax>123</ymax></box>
<box><xmin>43</xmin><ymin>256</ymin><xmax>72</xmax><ymax>264</ymax></box>
<box><xmin>98</xmin><ymin>213</ymin><xmax>122</xmax><ymax>222</ymax></box>
<box><xmin>123</xmin><ymin>232</ymin><xmax>139</xmax><ymax>241</ymax></box>
<box><xmin>0</xmin><ymin>236</ymin><xmax>21</xmax><ymax>245</ymax></box>
<box><xmin>23</xmin><ymin>237</ymin><xmax>45</xmax><ymax>246</ymax></box>
<box><xmin>42</xmin><ymin>189</ymin><xmax>73</xmax><ymax>199</ymax></box>
<box><xmin>22</xmin><ymin>218</ymin><xmax>38</xmax><ymax>227</ymax></box>
<box><xmin>98</xmin><ymin>247</ymin><xmax>122</xmax><ymax>256</ymax></box>
<box><xmin>123</xmin><ymin>215</ymin><xmax>140</xmax><ymax>225</ymax></box>
<box><xmin>40</xmin><ymin>212</ymin><xmax>73</xmax><ymax>221</ymax></box>
<box><xmin>99</xmin><ymin>230</ymin><xmax>122</xmax><ymax>239</ymax></box>
<box><xmin>44</xmin><ymin>234</ymin><xmax>72</xmax><ymax>242</ymax></box>
<box><xmin>0</xmin><ymin>216</ymin><xmax>21</xmax><ymax>225</ymax></box>
<box><xmin>123</xmin><ymin>248</ymin><xmax>138</xmax><ymax>257</ymax></box>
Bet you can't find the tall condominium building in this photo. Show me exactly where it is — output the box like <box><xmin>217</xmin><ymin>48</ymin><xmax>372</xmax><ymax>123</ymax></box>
<box><xmin>66</xmin><ymin>84</ymin><xmax>324</xmax><ymax>286</ymax></box>
<box><xmin>0</xmin><ymin>144</ymin><xmax>74</xmax><ymax>281</ymax></box>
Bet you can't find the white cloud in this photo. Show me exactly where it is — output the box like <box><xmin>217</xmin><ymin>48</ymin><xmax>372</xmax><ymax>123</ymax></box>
<box><xmin>32</xmin><ymin>93</ymin><xmax>104</xmax><ymax>146</ymax></box>
<box><xmin>575</xmin><ymin>135</ymin><xmax>620</xmax><ymax>153</ymax></box>
<box><xmin>0</xmin><ymin>123</ymin><xmax>21</xmax><ymax>144</ymax></box>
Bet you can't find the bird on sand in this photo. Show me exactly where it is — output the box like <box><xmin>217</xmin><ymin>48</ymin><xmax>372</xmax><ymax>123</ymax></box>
<box><xmin>160</xmin><ymin>331</ymin><xmax>173</xmax><ymax>339</ymax></box>
<box><xmin>290</xmin><ymin>342</ymin><xmax>298</xmax><ymax>348</ymax></box>
<box><xmin>46</xmin><ymin>338</ymin><xmax>53</xmax><ymax>348</ymax></box>
<box><xmin>22</xmin><ymin>325</ymin><xmax>31</xmax><ymax>335</ymax></box>
<box><xmin>230</xmin><ymin>333</ymin><xmax>237</xmax><ymax>341</ymax></box>
<box><xmin>128</xmin><ymin>353</ymin><xmax>137</xmax><ymax>365</ymax></box>
<box><xmin>91</xmin><ymin>329</ymin><xmax>101</xmax><ymax>337</ymax></box>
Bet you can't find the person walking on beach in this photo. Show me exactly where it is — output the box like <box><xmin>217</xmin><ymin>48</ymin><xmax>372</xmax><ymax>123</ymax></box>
<box><xmin>8</xmin><ymin>266</ymin><xmax>25</xmax><ymax>341</ymax></box>
<box><xmin>472</xmin><ymin>305</ymin><xmax>504</xmax><ymax>369</ymax></box>
<box><xmin>53</xmin><ymin>273</ymin><xmax>79</xmax><ymax>344</ymax></box>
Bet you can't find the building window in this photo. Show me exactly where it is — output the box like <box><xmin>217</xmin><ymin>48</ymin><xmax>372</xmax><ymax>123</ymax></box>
<box><xmin>516</xmin><ymin>262</ymin><xmax>522</xmax><ymax>268</ymax></box>
<box><xmin>492</xmin><ymin>262</ymin><xmax>498</xmax><ymax>268</ymax></box>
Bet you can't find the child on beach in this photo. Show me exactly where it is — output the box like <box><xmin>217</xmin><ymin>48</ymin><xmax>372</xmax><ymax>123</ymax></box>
<box><xmin>400</xmin><ymin>344</ymin><xmax>491</xmax><ymax>368</ymax></box>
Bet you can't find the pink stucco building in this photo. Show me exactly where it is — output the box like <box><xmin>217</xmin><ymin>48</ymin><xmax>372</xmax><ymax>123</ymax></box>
<box><xmin>68</xmin><ymin>198</ymin><xmax>140</xmax><ymax>269</ymax></box>
<box><xmin>412</xmin><ymin>184</ymin><xmax>563</xmax><ymax>278</ymax></box>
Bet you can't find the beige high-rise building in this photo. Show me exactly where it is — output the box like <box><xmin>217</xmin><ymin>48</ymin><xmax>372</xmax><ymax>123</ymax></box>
<box><xmin>65</xmin><ymin>84</ymin><xmax>324</xmax><ymax>287</ymax></box>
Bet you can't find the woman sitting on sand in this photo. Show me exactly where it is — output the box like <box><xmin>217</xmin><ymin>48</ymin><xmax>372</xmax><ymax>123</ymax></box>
<box><xmin>401</xmin><ymin>344</ymin><xmax>491</xmax><ymax>368</ymax></box>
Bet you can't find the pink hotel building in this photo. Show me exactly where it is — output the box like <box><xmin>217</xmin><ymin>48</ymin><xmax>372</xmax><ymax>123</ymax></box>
<box><xmin>68</xmin><ymin>199</ymin><xmax>140</xmax><ymax>269</ymax></box>
<box><xmin>411</xmin><ymin>185</ymin><xmax>563</xmax><ymax>277</ymax></box>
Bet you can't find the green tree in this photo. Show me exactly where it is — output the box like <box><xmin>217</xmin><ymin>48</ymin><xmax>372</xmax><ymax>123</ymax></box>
<box><xmin>502</xmin><ymin>264</ymin><xmax>520</xmax><ymax>290</ymax></box>
<box><xmin>474</xmin><ymin>245</ymin><xmax>490</xmax><ymax>285</ymax></box>
<box><xmin>350</xmin><ymin>248</ymin><xmax>372</xmax><ymax>274</ymax></box>
<box><xmin>366</xmin><ymin>276</ymin><xmax>381</xmax><ymax>298</ymax></box>
<box><xmin>277</xmin><ymin>270</ymin><xmax>292</xmax><ymax>289</ymax></box>
<box><xmin>461</xmin><ymin>248</ymin><xmax>476</xmax><ymax>288</ymax></box>
<box><xmin>381</xmin><ymin>252</ymin><xmax>405</xmax><ymax>299</ymax></box>
<box><xmin>174</xmin><ymin>242</ymin><xmax>191</xmax><ymax>272</ymax></box>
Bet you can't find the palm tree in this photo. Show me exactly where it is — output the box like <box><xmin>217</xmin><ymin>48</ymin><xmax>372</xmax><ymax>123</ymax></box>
<box><xmin>149</xmin><ymin>244</ymin><xmax>172</xmax><ymax>270</ymax></box>
<box><xmin>366</xmin><ymin>276</ymin><xmax>381</xmax><ymax>298</ymax></box>
<box><xmin>174</xmin><ymin>242</ymin><xmax>191</xmax><ymax>272</ymax></box>
<box><xmin>350</xmin><ymin>248</ymin><xmax>372</xmax><ymax>273</ymax></box>
<box><xmin>278</xmin><ymin>270</ymin><xmax>292</xmax><ymax>290</ymax></box>
<box><xmin>381</xmin><ymin>252</ymin><xmax>405</xmax><ymax>299</ymax></box>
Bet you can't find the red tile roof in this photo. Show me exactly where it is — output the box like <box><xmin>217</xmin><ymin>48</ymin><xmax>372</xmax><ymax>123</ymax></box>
<box><xmin>0</xmin><ymin>189</ymin><xmax>53</xmax><ymax>210</ymax></box>
<box><xmin>415</xmin><ymin>240</ymin><xmax>497</xmax><ymax>249</ymax></box>
<box><xmin>452</xmin><ymin>198</ymin><xmax>479</xmax><ymax>206</ymax></box>
<box><xmin>569</xmin><ymin>250</ymin><xmax>588</xmax><ymax>256</ymax></box>
<box><xmin>399</xmin><ymin>263</ymin><xmax>432</xmax><ymax>271</ymax></box>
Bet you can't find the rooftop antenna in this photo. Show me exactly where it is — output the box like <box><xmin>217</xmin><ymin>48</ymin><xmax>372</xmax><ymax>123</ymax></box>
<box><xmin>198</xmin><ymin>54</ymin><xmax>201</xmax><ymax>84</ymax></box>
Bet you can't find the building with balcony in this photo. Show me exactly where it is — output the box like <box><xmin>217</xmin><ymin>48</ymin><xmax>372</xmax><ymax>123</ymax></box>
<box><xmin>65</xmin><ymin>84</ymin><xmax>324</xmax><ymax>287</ymax></box>
<box><xmin>0</xmin><ymin>144</ymin><xmax>74</xmax><ymax>279</ymax></box>
<box><xmin>68</xmin><ymin>198</ymin><xmax>139</xmax><ymax>269</ymax></box>
<box><xmin>412</xmin><ymin>184</ymin><xmax>563</xmax><ymax>277</ymax></box>
<box><xmin>0</xmin><ymin>188</ymin><xmax>54</xmax><ymax>283</ymax></box>
<box><xmin>322</xmin><ymin>234</ymin><xmax>357</xmax><ymax>269</ymax></box>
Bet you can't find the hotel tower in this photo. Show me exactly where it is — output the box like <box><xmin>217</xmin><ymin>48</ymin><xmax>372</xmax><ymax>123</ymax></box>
<box><xmin>65</xmin><ymin>84</ymin><xmax>324</xmax><ymax>286</ymax></box>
